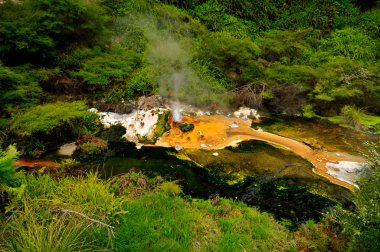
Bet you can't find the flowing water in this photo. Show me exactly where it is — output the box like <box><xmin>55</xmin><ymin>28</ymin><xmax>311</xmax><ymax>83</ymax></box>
<box><xmin>17</xmin><ymin>113</ymin><xmax>379</xmax><ymax>226</ymax></box>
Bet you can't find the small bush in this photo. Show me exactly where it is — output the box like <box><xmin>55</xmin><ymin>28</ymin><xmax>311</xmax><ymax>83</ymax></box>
<box><xmin>159</xmin><ymin>181</ymin><xmax>182</xmax><ymax>196</ymax></box>
<box><xmin>341</xmin><ymin>105</ymin><xmax>365</xmax><ymax>130</ymax></box>
<box><xmin>0</xmin><ymin>145</ymin><xmax>22</xmax><ymax>187</ymax></box>
<box><xmin>75</xmin><ymin>135</ymin><xmax>108</xmax><ymax>159</ymax></box>
<box><xmin>303</xmin><ymin>104</ymin><xmax>316</xmax><ymax>118</ymax></box>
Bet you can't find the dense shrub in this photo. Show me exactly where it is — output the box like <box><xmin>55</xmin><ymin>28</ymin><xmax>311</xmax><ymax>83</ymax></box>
<box><xmin>0</xmin><ymin>0</ymin><xmax>109</xmax><ymax>65</ymax></box>
<box><xmin>0</xmin><ymin>65</ymin><xmax>42</xmax><ymax>116</ymax></box>
<box><xmin>153</xmin><ymin>4</ymin><xmax>207</xmax><ymax>38</ymax></box>
<box><xmin>196</xmin><ymin>32</ymin><xmax>262</xmax><ymax>85</ymax></box>
<box><xmin>10</xmin><ymin>101</ymin><xmax>97</xmax><ymax>137</ymax></box>
<box><xmin>356</xmin><ymin>8</ymin><xmax>380</xmax><ymax>39</ymax></box>
<box><xmin>319</xmin><ymin>28</ymin><xmax>379</xmax><ymax>60</ymax></box>
<box><xmin>70</xmin><ymin>46</ymin><xmax>142</xmax><ymax>86</ymax></box>
<box><xmin>256</xmin><ymin>30</ymin><xmax>308</xmax><ymax>62</ymax></box>
<box><xmin>0</xmin><ymin>145</ymin><xmax>22</xmax><ymax>187</ymax></box>
<box><xmin>9</xmin><ymin>101</ymin><xmax>99</xmax><ymax>157</ymax></box>
<box><xmin>191</xmin><ymin>1</ymin><xmax>258</xmax><ymax>38</ymax></box>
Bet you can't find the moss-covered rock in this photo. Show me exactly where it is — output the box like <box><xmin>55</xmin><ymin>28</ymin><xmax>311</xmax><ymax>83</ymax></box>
<box><xmin>74</xmin><ymin>135</ymin><xmax>108</xmax><ymax>159</ymax></box>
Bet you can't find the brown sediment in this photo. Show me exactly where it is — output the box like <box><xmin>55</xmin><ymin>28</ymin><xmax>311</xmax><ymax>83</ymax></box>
<box><xmin>15</xmin><ymin>159</ymin><xmax>58</xmax><ymax>168</ymax></box>
<box><xmin>154</xmin><ymin>115</ymin><xmax>366</xmax><ymax>190</ymax></box>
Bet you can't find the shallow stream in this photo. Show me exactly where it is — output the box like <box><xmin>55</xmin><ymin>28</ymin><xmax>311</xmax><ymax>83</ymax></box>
<box><xmin>20</xmin><ymin>114</ymin><xmax>379</xmax><ymax>226</ymax></box>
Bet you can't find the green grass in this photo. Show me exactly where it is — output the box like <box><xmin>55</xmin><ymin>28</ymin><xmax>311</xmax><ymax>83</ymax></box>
<box><xmin>322</xmin><ymin>114</ymin><xmax>380</xmax><ymax>133</ymax></box>
<box><xmin>1</xmin><ymin>172</ymin><xmax>293</xmax><ymax>251</ymax></box>
<box><xmin>114</xmin><ymin>192</ymin><xmax>292</xmax><ymax>251</ymax></box>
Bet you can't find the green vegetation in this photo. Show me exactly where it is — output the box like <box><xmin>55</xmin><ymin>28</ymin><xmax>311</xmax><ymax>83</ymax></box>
<box><xmin>1</xmin><ymin>170</ymin><xmax>293</xmax><ymax>251</ymax></box>
<box><xmin>1</xmin><ymin>0</ymin><xmax>379</xmax><ymax>116</ymax></box>
<box><xmin>115</xmin><ymin>191</ymin><xmax>292</xmax><ymax>251</ymax></box>
<box><xmin>75</xmin><ymin>135</ymin><xmax>108</xmax><ymax>159</ymax></box>
<box><xmin>9</xmin><ymin>101</ymin><xmax>99</xmax><ymax>157</ymax></box>
<box><xmin>323</xmin><ymin>107</ymin><xmax>380</xmax><ymax>133</ymax></box>
<box><xmin>10</xmin><ymin>101</ymin><xmax>97</xmax><ymax>137</ymax></box>
<box><xmin>0</xmin><ymin>145</ymin><xmax>21</xmax><ymax>187</ymax></box>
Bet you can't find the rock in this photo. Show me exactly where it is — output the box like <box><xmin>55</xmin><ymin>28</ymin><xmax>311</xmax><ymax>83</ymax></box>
<box><xmin>179</xmin><ymin>123</ymin><xmax>195</xmax><ymax>132</ymax></box>
<box><xmin>233</xmin><ymin>107</ymin><xmax>260</xmax><ymax>120</ymax></box>
<box><xmin>212</xmin><ymin>152</ymin><xmax>219</xmax><ymax>157</ymax></box>
<box><xmin>135</xmin><ymin>143</ymin><xmax>144</xmax><ymax>149</ymax></box>
<box><xmin>57</xmin><ymin>142</ymin><xmax>77</xmax><ymax>156</ymax></box>
<box><xmin>229</xmin><ymin>122</ymin><xmax>239</xmax><ymax>128</ymax></box>
<box><xmin>96</xmin><ymin>108</ymin><xmax>170</xmax><ymax>144</ymax></box>
<box><xmin>137</xmin><ymin>95</ymin><xmax>167</xmax><ymax>110</ymax></box>
<box><xmin>174</xmin><ymin>144</ymin><xmax>183</xmax><ymax>151</ymax></box>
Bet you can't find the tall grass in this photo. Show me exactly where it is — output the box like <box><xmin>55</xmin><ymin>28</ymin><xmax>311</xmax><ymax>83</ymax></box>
<box><xmin>341</xmin><ymin>105</ymin><xmax>365</xmax><ymax>130</ymax></box>
<box><xmin>0</xmin><ymin>199</ymin><xmax>103</xmax><ymax>252</ymax></box>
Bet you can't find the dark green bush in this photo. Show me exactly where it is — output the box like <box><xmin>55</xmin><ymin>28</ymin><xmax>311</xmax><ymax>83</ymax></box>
<box><xmin>0</xmin><ymin>145</ymin><xmax>22</xmax><ymax>187</ymax></box>
<box><xmin>70</xmin><ymin>46</ymin><xmax>142</xmax><ymax>86</ymax></box>
<box><xmin>196</xmin><ymin>32</ymin><xmax>262</xmax><ymax>85</ymax></box>
<box><xmin>255</xmin><ymin>30</ymin><xmax>308</xmax><ymax>62</ymax></box>
<box><xmin>0</xmin><ymin>65</ymin><xmax>42</xmax><ymax>116</ymax></box>
<box><xmin>11</xmin><ymin>101</ymin><xmax>98</xmax><ymax>137</ymax></box>
<box><xmin>319</xmin><ymin>28</ymin><xmax>379</xmax><ymax>60</ymax></box>
<box><xmin>0</xmin><ymin>0</ymin><xmax>109</xmax><ymax>65</ymax></box>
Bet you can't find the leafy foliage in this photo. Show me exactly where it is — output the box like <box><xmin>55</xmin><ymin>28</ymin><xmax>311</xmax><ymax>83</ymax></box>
<box><xmin>0</xmin><ymin>0</ymin><xmax>109</xmax><ymax>65</ymax></box>
<box><xmin>0</xmin><ymin>145</ymin><xmax>21</xmax><ymax>187</ymax></box>
<box><xmin>196</xmin><ymin>32</ymin><xmax>262</xmax><ymax>85</ymax></box>
<box><xmin>0</xmin><ymin>65</ymin><xmax>42</xmax><ymax>116</ymax></box>
<box><xmin>319</xmin><ymin>28</ymin><xmax>379</xmax><ymax>60</ymax></box>
<box><xmin>338</xmin><ymin>145</ymin><xmax>380</xmax><ymax>252</ymax></box>
<box><xmin>10</xmin><ymin>101</ymin><xmax>98</xmax><ymax>137</ymax></box>
<box><xmin>70</xmin><ymin>46</ymin><xmax>142</xmax><ymax>86</ymax></box>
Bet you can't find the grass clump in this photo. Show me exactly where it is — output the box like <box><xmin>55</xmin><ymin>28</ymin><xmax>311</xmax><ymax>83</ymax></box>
<box><xmin>341</xmin><ymin>105</ymin><xmax>366</xmax><ymax>130</ymax></box>
<box><xmin>159</xmin><ymin>181</ymin><xmax>182</xmax><ymax>196</ymax></box>
<box><xmin>1</xmin><ymin>172</ymin><xmax>130</xmax><ymax>251</ymax></box>
<box><xmin>1</xmin><ymin>199</ymin><xmax>103</xmax><ymax>252</ymax></box>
